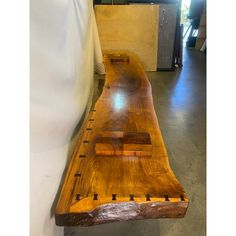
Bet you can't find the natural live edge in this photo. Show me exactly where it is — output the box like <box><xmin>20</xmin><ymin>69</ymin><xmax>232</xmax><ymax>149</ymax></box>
<box><xmin>56</xmin><ymin>201</ymin><xmax>188</xmax><ymax>226</ymax></box>
<box><xmin>55</xmin><ymin>51</ymin><xmax>188</xmax><ymax>227</ymax></box>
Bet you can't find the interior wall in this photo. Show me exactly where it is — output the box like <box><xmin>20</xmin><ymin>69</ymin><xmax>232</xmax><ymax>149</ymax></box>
<box><xmin>30</xmin><ymin>0</ymin><xmax>104</xmax><ymax>235</ymax></box>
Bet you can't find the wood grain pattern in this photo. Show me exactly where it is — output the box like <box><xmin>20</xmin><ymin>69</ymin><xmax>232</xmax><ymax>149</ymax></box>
<box><xmin>55</xmin><ymin>51</ymin><xmax>188</xmax><ymax>226</ymax></box>
<box><xmin>95</xmin><ymin>5</ymin><xmax>159</xmax><ymax>71</ymax></box>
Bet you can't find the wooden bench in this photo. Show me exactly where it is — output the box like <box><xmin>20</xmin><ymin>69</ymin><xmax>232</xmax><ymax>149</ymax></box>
<box><xmin>55</xmin><ymin>52</ymin><xmax>188</xmax><ymax>226</ymax></box>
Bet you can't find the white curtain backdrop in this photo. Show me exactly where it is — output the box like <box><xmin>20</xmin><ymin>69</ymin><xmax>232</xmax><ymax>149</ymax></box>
<box><xmin>30</xmin><ymin>0</ymin><xmax>104</xmax><ymax>235</ymax></box>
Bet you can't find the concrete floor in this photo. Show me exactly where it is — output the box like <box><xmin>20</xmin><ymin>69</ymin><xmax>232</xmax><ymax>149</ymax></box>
<box><xmin>65</xmin><ymin>48</ymin><xmax>206</xmax><ymax>236</ymax></box>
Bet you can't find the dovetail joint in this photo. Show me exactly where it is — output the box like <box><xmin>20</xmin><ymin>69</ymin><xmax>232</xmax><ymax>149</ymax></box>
<box><xmin>74</xmin><ymin>172</ymin><xmax>81</xmax><ymax>177</ymax></box>
<box><xmin>146</xmin><ymin>194</ymin><xmax>151</xmax><ymax>201</ymax></box>
<box><xmin>180</xmin><ymin>195</ymin><xmax>185</xmax><ymax>201</ymax></box>
<box><xmin>130</xmin><ymin>194</ymin><xmax>134</xmax><ymax>201</ymax></box>
<box><xmin>164</xmin><ymin>195</ymin><xmax>169</xmax><ymax>201</ymax></box>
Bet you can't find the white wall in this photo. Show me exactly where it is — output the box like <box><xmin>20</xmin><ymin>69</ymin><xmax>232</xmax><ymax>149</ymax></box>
<box><xmin>30</xmin><ymin>0</ymin><xmax>104</xmax><ymax>235</ymax></box>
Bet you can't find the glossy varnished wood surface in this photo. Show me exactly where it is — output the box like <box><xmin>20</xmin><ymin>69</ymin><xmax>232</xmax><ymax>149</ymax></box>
<box><xmin>55</xmin><ymin>52</ymin><xmax>188</xmax><ymax>226</ymax></box>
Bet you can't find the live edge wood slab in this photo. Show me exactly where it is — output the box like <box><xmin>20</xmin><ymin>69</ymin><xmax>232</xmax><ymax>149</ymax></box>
<box><xmin>55</xmin><ymin>51</ymin><xmax>188</xmax><ymax>226</ymax></box>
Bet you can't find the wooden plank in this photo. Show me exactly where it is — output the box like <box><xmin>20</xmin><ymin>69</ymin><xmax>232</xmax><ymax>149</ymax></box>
<box><xmin>95</xmin><ymin>132</ymin><xmax>152</xmax><ymax>156</ymax></box>
<box><xmin>55</xmin><ymin>51</ymin><xmax>188</xmax><ymax>226</ymax></box>
<box><xmin>95</xmin><ymin>5</ymin><xmax>159</xmax><ymax>71</ymax></box>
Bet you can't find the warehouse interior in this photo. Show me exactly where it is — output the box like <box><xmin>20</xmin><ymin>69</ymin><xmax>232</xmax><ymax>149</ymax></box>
<box><xmin>30</xmin><ymin>0</ymin><xmax>206</xmax><ymax>235</ymax></box>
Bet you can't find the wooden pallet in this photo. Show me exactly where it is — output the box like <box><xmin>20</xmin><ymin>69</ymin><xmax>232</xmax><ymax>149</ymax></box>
<box><xmin>55</xmin><ymin>51</ymin><xmax>188</xmax><ymax>226</ymax></box>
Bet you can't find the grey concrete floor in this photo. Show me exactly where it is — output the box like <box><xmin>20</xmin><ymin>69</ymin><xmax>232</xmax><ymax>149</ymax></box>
<box><xmin>65</xmin><ymin>48</ymin><xmax>206</xmax><ymax>236</ymax></box>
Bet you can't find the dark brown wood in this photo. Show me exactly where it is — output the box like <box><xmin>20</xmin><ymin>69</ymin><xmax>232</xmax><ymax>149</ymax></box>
<box><xmin>55</xmin><ymin>51</ymin><xmax>188</xmax><ymax>226</ymax></box>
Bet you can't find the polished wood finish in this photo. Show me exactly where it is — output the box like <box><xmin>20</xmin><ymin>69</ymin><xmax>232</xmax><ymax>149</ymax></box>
<box><xmin>55</xmin><ymin>52</ymin><xmax>188</xmax><ymax>226</ymax></box>
<box><xmin>95</xmin><ymin>132</ymin><xmax>152</xmax><ymax>157</ymax></box>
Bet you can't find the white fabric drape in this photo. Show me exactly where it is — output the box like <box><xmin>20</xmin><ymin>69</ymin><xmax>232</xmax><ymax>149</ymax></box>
<box><xmin>30</xmin><ymin>0</ymin><xmax>104</xmax><ymax>235</ymax></box>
